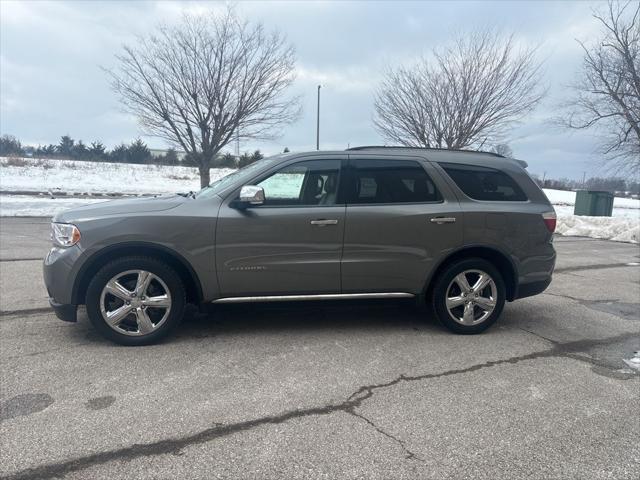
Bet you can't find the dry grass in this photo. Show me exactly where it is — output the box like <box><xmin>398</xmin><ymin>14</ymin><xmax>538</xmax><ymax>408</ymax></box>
<box><xmin>3</xmin><ymin>157</ymin><xmax>55</xmax><ymax>169</ymax></box>
<box><xmin>167</xmin><ymin>174</ymin><xmax>194</xmax><ymax>181</ymax></box>
<box><xmin>4</xmin><ymin>157</ymin><xmax>30</xmax><ymax>167</ymax></box>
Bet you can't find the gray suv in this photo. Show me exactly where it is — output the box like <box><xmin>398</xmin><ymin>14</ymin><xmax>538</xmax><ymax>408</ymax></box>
<box><xmin>43</xmin><ymin>146</ymin><xmax>556</xmax><ymax>345</ymax></box>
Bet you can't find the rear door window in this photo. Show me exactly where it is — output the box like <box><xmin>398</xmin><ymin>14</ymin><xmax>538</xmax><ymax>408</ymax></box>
<box><xmin>440</xmin><ymin>163</ymin><xmax>527</xmax><ymax>201</ymax></box>
<box><xmin>348</xmin><ymin>159</ymin><xmax>442</xmax><ymax>204</ymax></box>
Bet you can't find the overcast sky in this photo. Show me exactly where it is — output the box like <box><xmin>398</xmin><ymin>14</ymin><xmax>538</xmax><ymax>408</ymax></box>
<box><xmin>1</xmin><ymin>0</ymin><xmax>614</xmax><ymax>179</ymax></box>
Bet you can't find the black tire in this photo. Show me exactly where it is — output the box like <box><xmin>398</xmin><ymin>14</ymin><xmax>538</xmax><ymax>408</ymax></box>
<box><xmin>431</xmin><ymin>257</ymin><xmax>506</xmax><ymax>334</ymax></box>
<box><xmin>85</xmin><ymin>256</ymin><xmax>186</xmax><ymax>346</ymax></box>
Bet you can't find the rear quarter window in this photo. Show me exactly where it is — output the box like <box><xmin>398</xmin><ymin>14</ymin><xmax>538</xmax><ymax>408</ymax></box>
<box><xmin>440</xmin><ymin>163</ymin><xmax>527</xmax><ymax>202</ymax></box>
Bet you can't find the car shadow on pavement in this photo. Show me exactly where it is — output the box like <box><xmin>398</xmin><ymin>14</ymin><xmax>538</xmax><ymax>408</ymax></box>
<box><xmin>68</xmin><ymin>299</ymin><xmax>536</xmax><ymax>347</ymax></box>
<box><xmin>171</xmin><ymin>299</ymin><xmax>442</xmax><ymax>342</ymax></box>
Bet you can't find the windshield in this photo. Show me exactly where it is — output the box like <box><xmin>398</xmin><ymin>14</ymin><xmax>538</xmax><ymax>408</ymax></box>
<box><xmin>195</xmin><ymin>156</ymin><xmax>280</xmax><ymax>199</ymax></box>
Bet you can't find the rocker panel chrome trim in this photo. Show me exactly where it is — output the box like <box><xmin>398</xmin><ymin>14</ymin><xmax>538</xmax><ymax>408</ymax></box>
<box><xmin>212</xmin><ymin>292</ymin><xmax>415</xmax><ymax>304</ymax></box>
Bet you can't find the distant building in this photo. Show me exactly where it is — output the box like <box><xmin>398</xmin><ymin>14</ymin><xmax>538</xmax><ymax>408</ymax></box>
<box><xmin>149</xmin><ymin>148</ymin><xmax>187</xmax><ymax>161</ymax></box>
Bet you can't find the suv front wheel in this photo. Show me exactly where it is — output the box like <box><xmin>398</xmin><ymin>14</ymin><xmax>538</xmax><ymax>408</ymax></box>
<box><xmin>431</xmin><ymin>258</ymin><xmax>506</xmax><ymax>334</ymax></box>
<box><xmin>85</xmin><ymin>256</ymin><xmax>186</xmax><ymax>346</ymax></box>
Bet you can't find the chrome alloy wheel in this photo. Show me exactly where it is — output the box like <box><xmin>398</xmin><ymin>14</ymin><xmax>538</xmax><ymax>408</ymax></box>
<box><xmin>445</xmin><ymin>269</ymin><xmax>498</xmax><ymax>326</ymax></box>
<box><xmin>99</xmin><ymin>270</ymin><xmax>172</xmax><ymax>336</ymax></box>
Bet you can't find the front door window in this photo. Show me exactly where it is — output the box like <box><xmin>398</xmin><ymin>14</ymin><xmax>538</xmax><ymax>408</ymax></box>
<box><xmin>257</xmin><ymin>159</ymin><xmax>341</xmax><ymax>206</ymax></box>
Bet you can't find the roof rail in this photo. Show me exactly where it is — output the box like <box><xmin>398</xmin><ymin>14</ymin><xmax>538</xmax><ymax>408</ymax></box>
<box><xmin>346</xmin><ymin>145</ymin><xmax>505</xmax><ymax>158</ymax></box>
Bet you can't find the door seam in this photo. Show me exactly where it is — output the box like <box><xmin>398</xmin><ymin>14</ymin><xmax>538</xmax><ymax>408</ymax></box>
<box><xmin>339</xmin><ymin>204</ymin><xmax>347</xmax><ymax>293</ymax></box>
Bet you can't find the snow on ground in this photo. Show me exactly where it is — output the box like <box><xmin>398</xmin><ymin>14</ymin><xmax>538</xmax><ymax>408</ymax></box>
<box><xmin>0</xmin><ymin>156</ymin><xmax>233</xmax><ymax>195</ymax></box>
<box><xmin>0</xmin><ymin>194</ymin><xmax>107</xmax><ymax>217</ymax></box>
<box><xmin>543</xmin><ymin>188</ymin><xmax>640</xmax><ymax>210</ymax></box>
<box><xmin>555</xmin><ymin>212</ymin><xmax>639</xmax><ymax>243</ymax></box>
<box><xmin>1</xmin><ymin>157</ymin><xmax>638</xmax><ymax>243</ymax></box>
<box><xmin>545</xmin><ymin>189</ymin><xmax>639</xmax><ymax>243</ymax></box>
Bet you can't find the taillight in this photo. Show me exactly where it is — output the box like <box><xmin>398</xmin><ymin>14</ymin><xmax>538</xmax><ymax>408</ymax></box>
<box><xmin>542</xmin><ymin>211</ymin><xmax>556</xmax><ymax>233</ymax></box>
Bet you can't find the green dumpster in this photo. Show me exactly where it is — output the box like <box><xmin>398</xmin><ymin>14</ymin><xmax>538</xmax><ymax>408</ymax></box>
<box><xmin>574</xmin><ymin>190</ymin><xmax>614</xmax><ymax>216</ymax></box>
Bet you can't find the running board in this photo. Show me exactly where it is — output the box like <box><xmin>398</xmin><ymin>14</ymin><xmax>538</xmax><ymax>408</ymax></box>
<box><xmin>212</xmin><ymin>292</ymin><xmax>415</xmax><ymax>304</ymax></box>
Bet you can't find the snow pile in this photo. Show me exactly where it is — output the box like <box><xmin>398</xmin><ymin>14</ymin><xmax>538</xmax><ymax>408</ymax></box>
<box><xmin>544</xmin><ymin>189</ymin><xmax>640</xmax><ymax>243</ymax></box>
<box><xmin>556</xmin><ymin>213</ymin><xmax>639</xmax><ymax>243</ymax></box>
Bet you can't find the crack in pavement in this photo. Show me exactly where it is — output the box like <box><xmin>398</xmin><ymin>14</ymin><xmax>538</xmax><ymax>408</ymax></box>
<box><xmin>554</xmin><ymin>262</ymin><xmax>639</xmax><ymax>274</ymax></box>
<box><xmin>518</xmin><ymin>325</ymin><xmax>638</xmax><ymax>379</ymax></box>
<box><xmin>0</xmin><ymin>307</ymin><xmax>53</xmax><ymax>318</ymax></box>
<box><xmin>1</xmin><ymin>333</ymin><xmax>637</xmax><ymax>480</ymax></box>
<box><xmin>542</xmin><ymin>292</ymin><xmax>640</xmax><ymax>320</ymax></box>
<box><xmin>543</xmin><ymin>291</ymin><xmax>596</xmax><ymax>303</ymax></box>
<box><xmin>0</xmin><ymin>257</ymin><xmax>43</xmax><ymax>262</ymax></box>
<box><xmin>348</xmin><ymin>410</ymin><xmax>422</xmax><ymax>461</ymax></box>
<box><xmin>517</xmin><ymin>327</ymin><xmax>560</xmax><ymax>345</ymax></box>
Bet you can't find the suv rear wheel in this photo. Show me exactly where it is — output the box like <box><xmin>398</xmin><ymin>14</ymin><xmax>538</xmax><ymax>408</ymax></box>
<box><xmin>85</xmin><ymin>256</ymin><xmax>186</xmax><ymax>346</ymax></box>
<box><xmin>431</xmin><ymin>258</ymin><xmax>505</xmax><ymax>334</ymax></box>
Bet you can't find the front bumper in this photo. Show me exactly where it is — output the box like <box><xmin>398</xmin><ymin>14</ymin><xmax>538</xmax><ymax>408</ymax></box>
<box><xmin>49</xmin><ymin>298</ymin><xmax>77</xmax><ymax>322</ymax></box>
<box><xmin>43</xmin><ymin>245</ymin><xmax>82</xmax><ymax>321</ymax></box>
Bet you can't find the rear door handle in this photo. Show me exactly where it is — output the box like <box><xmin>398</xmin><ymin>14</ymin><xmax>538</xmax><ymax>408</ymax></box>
<box><xmin>430</xmin><ymin>217</ymin><xmax>456</xmax><ymax>224</ymax></box>
<box><xmin>310</xmin><ymin>219</ymin><xmax>338</xmax><ymax>226</ymax></box>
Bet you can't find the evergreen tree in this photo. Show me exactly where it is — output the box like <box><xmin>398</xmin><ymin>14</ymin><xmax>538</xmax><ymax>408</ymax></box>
<box><xmin>237</xmin><ymin>151</ymin><xmax>253</xmax><ymax>168</ymax></box>
<box><xmin>219</xmin><ymin>152</ymin><xmax>237</xmax><ymax>168</ymax></box>
<box><xmin>43</xmin><ymin>144</ymin><xmax>57</xmax><ymax>156</ymax></box>
<box><xmin>72</xmin><ymin>140</ymin><xmax>88</xmax><ymax>159</ymax></box>
<box><xmin>0</xmin><ymin>135</ymin><xmax>23</xmax><ymax>156</ymax></box>
<box><xmin>162</xmin><ymin>148</ymin><xmax>179</xmax><ymax>165</ymax></box>
<box><xmin>127</xmin><ymin>138</ymin><xmax>152</xmax><ymax>164</ymax></box>
<box><xmin>251</xmin><ymin>149</ymin><xmax>264</xmax><ymax>161</ymax></box>
<box><xmin>57</xmin><ymin>135</ymin><xmax>75</xmax><ymax>157</ymax></box>
<box><xmin>89</xmin><ymin>141</ymin><xmax>107</xmax><ymax>160</ymax></box>
<box><xmin>110</xmin><ymin>143</ymin><xmax>129</xmax><ymax>163</ymax></box>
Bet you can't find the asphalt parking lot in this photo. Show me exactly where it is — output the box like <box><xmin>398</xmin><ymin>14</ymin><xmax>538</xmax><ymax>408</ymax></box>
<box><xmin>0</xmin><ymin>217</ymin><xmax>639</xmax><ymax>479</ymax></box>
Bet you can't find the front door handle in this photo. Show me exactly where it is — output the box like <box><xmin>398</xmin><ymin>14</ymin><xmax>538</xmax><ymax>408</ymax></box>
<box><xmin>310</xmin><ymin>219</ymin><xmax>339</xmax><ymax>226</ymax></box>
<box><xmin>430</xmin><ymin>217</ymin><xmax>456</xmax><ymax>224</ymax></box>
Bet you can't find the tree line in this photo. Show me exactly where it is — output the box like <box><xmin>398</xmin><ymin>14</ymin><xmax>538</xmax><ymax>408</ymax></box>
<box><xmin>0</xmin><ymin>134</ymin><xmax>177</xmax><ymax>164</ymax></box>
<box><xmin>0</xmin><ymin>134</ymin><xmax>265</xmax><ymax>168</ymax></box>
<box><xmin>530</xmin><ymin>174</ymin><xmax>640</xmax><ymax>196</ymax></box>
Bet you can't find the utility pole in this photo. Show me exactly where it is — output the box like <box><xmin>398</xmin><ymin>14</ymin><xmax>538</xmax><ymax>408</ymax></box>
<box><xmin>582</xmin><ymin>171</ymin><xmax>586</xmax><ymax>187</ymax></box>
<box><xmin>316</xmin><ymin>85</ymin><xmax>321</xmax><ymax>150</ymax></box>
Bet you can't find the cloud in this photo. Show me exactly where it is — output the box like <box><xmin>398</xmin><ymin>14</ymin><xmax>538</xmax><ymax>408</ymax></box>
<box><xmin>0</xmin><ymin>0</ymin><xmax>617</xmax><ymax>178</ymax></box>
<box><xmin>295</xmin><ymin>65</ymin><xmax>380</xmax><ymax>93</ymax></box>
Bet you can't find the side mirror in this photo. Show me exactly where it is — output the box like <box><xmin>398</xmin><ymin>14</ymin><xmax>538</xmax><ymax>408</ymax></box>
<box><xmin>239</xmin><ymin>185</ymin><xmax>265</xmax><ymax>206</ymax></box>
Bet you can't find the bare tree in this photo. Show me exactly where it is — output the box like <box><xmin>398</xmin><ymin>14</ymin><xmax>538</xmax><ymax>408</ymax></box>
<box><xmin>561</xmin><ymin>1</ymin><xmax>639</xmax><ymax>176</ymax></box>
<box><xmin>373</xmin><ymin>30</ymin><xmax>545</xmax><ymax>151</ymax></box>
<box><xmin>107</xmin><ymin>8</ymin><xmax>300</xmax><ymax>187</ymax></box>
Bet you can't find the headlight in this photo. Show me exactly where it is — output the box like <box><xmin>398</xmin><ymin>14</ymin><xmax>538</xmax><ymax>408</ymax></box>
<box><xmin>51</xmin><ymin>223</ymin><xmax>81</xmax><ymax>247</ymax></box>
